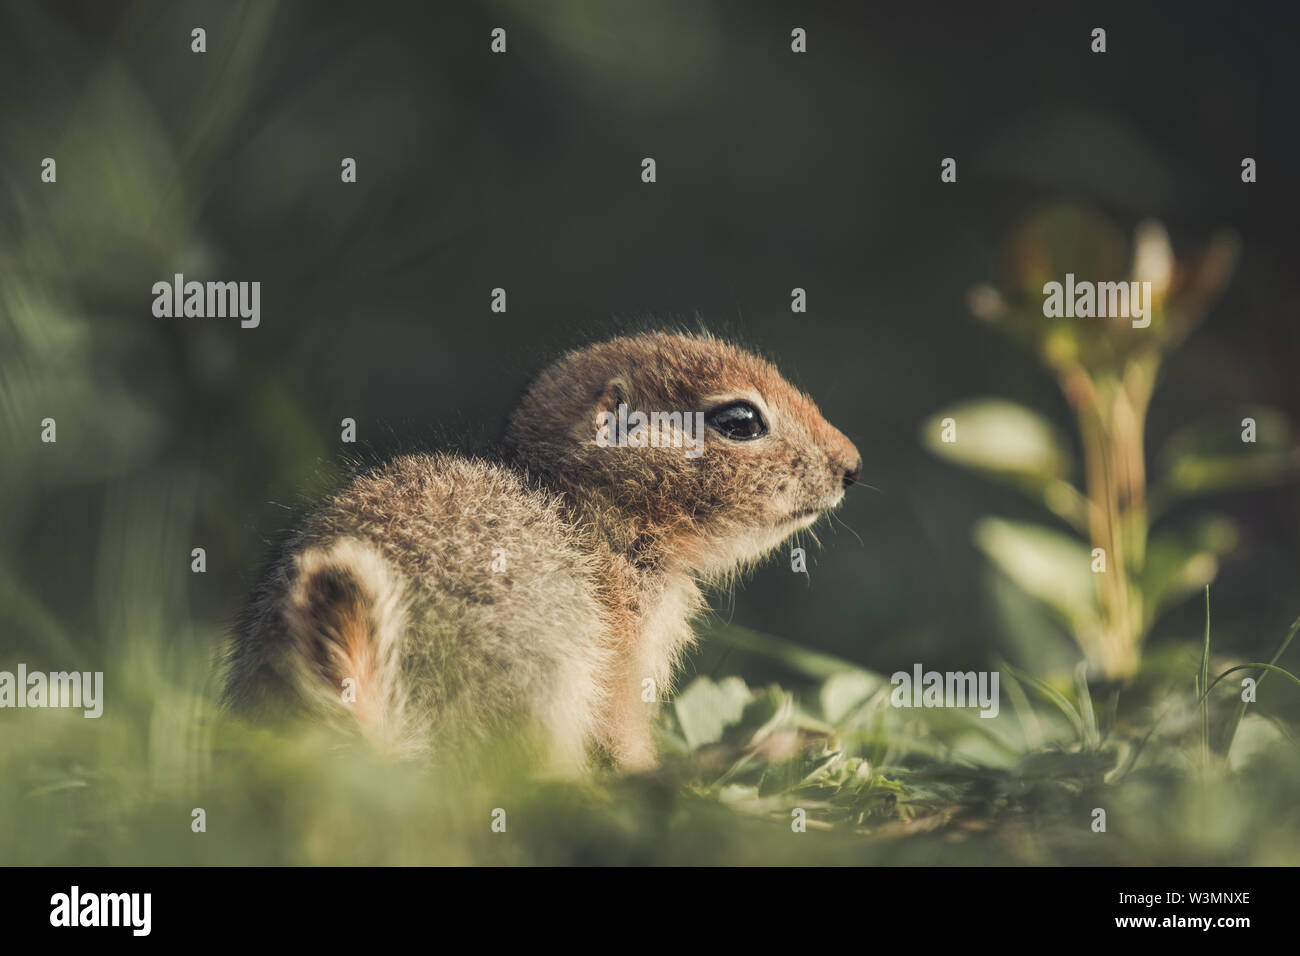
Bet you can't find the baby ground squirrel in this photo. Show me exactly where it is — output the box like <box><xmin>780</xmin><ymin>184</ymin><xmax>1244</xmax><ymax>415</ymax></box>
<box><xmin>225</xmin><ymin>332</ymin><xmax>861</xmax><ymax>772</ymax></box>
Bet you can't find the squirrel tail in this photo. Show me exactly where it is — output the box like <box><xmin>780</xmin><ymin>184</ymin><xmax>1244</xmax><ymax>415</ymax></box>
<box><xmin>280</xmin><ymin>538</ymin><xmax>419</xmax><ymax>754</ymax></box>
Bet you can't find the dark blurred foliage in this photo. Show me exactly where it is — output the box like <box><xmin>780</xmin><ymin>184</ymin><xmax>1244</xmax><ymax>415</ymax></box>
<box><xmin>2</xmin><ymin>0</ymin><xmax>1298</xmax><ymax>690</ymax></box>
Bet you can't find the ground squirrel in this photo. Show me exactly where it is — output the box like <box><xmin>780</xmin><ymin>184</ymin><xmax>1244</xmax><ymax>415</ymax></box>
<box><xmin>225</xmin><ymin>332</ymin><xmax>861</xmax><ymax>772</ymax></box>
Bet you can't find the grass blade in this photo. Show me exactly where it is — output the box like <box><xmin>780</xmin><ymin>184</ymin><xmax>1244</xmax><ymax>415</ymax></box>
<box><xmin>1199</xmin><ymin>586</ymin><xmax>1211</xmax><ymax>766</ymax></box>
<box><xmin>1073</xmin><ymin>661</ymin><xmax>1099</xmax><ymax>749</ymax></box>
<box><xmin>1001</xmin><ymin>662</ymin><xmax>1087</xmax><ymax>745</ymax></box>
<box><xmin>1219</xmin><ymin>613</ymin><xmax>1300</xmax><ymax>753</ymax></box>
<box><xmin>995</xmin><ymin>656</ymin><xmax>1043</xmax><ymax>751</ymax></box>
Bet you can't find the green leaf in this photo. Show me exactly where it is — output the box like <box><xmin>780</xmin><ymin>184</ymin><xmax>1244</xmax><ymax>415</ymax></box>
<box><xmin>1226</xmin><ymin>714</ymin><xmax>1289</xmax><ymax>771</ymax></box>
<box><xmin>673</xmin><ymin>676</ymin><xmax>752</xmax><ymax>751</ymax></box>
<box><xmin>1139</xmin><ymin>515</ymin><xmax>1237</xmax><ymax>626</ymax></box>
<box><xmin>820</xmin><ymin>671</ymin><xmax>885</xmax><ymax>727</ymax></box>
<box><xmin>1153</xmin><ymin>407</ymin><xmax>1297</xmax><ymax>510</ymax></box>
<box><xmin>726</xmin><ymin>685</ymin><xmax>796</xmax><ymax>748</ymax></box>
<box><xmin>1220</xmin><ymin>613</ymin><xmax>1300</xmax><ymax>754</ymax></box>
<box><xmin>974</xmin><ymin>518</ymin><xmax>1099</xmax><ymax>638</ymax></box>
<box><xmin>921</xmin><ymin>398</ymin><xmax>1074</xmax><ymax>487</ymax></box>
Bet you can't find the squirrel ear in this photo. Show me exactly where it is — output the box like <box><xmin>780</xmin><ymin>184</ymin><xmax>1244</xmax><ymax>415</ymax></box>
<box><xmin>594</xmin><ymin>377</ymin><xmax>629</xmax><ymax>416</ymax></box>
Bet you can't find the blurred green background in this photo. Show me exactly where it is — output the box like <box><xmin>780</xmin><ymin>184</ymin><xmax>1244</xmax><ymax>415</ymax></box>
<box><xmin>2</xmin><ymin>1</ymin><xmax>1298</xmax><ymax>864</ymax></box>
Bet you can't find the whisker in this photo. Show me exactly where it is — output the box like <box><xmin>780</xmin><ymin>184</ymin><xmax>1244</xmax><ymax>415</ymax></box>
<box><xmin>828</xmin><ymin>508</ymin><xmax>865</xmax><ymax>548</ymax></box>
<box><xmin>792</xmin><ymin>528</ymin><xmax>812</xmax><ymax>586</ymax></box>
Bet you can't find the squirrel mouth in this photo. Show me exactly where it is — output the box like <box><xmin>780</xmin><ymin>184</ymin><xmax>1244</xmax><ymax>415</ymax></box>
<box><xmin>785</xmin><ymin>494</ymin><xmax>844</xmax><ymax>525</ymax></box>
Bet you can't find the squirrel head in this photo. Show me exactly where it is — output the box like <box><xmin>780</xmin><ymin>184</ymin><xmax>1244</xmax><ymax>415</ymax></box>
<box><xmin>505</xmin><ymin>332</ymin><xmax>861</xmax><ymax>578</ymax></box>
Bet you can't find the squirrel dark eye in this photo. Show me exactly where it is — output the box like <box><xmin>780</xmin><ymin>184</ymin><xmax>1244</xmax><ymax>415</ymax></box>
<box><xmin>706</xmin><ymin>401</ymin><xmax>767</xmax><ymax>441</ymax></box>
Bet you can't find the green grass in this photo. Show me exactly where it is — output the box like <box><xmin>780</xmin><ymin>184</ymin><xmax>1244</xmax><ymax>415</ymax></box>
<box><xmin>3</xmin><ymin>606</ymin><xmax>1298</xmax><ymax>866</ymax></box>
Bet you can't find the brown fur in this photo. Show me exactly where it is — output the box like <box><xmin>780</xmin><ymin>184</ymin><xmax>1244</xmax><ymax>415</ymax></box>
<box><xmin>225</xmin><ymin>332</ymin><xmax>860</xmax><ymax>772</ymax></box>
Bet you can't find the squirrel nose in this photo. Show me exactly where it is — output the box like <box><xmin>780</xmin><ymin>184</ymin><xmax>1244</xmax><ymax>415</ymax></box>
<box><xmin>841</xmin><ymin>454</ymin><xmax>862</xmax><ymax>489</ymax></box>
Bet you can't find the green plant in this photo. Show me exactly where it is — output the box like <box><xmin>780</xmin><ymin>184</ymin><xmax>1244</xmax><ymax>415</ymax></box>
<box><xmin>924</xmin><ymin>203</ymin><xmax>1296</xmax><ymax>678</ymax></box>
